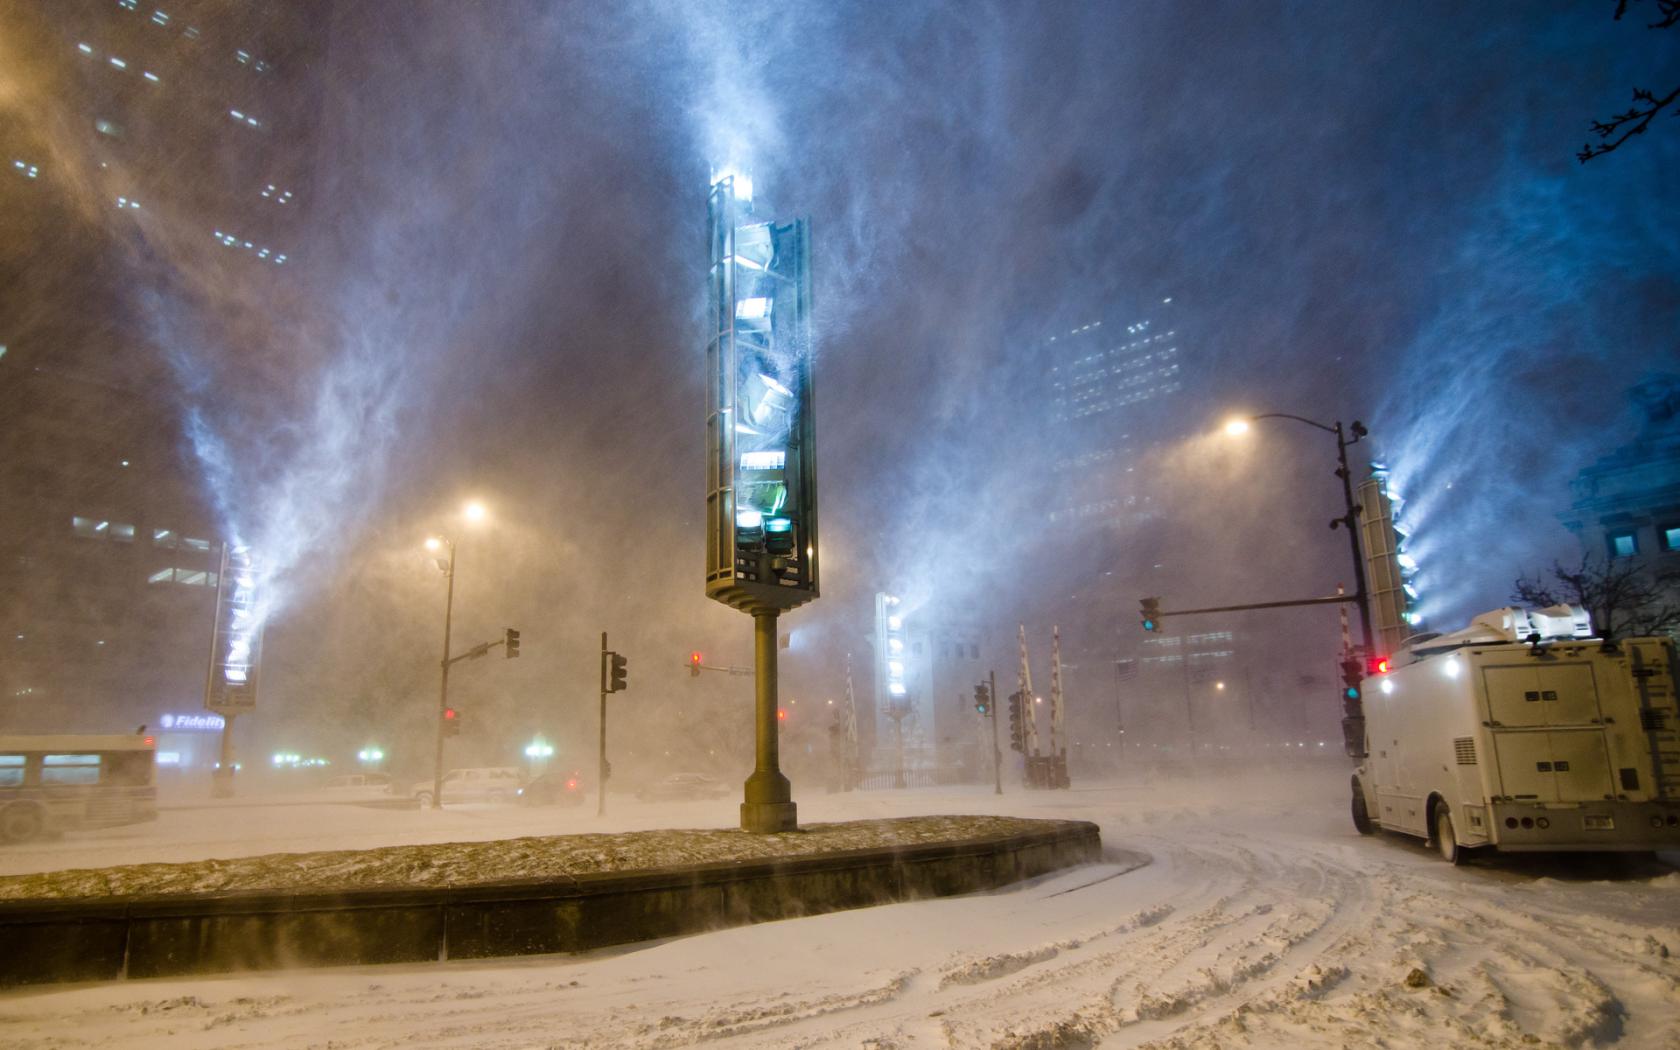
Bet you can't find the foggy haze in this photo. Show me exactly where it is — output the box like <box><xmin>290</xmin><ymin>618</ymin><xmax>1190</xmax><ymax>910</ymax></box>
<box><xmin>3</xmin><ymin>0</ymin><xmax>1677</xmax><ymax>776</ymax></box>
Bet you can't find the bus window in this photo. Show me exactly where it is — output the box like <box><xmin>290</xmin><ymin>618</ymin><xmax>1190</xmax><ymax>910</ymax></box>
<box><xmin>105</xmin><ymin>751</ymin><xmax>154</xmax><ymax>786</ymax></box>
<box><xmin>42</xmin><ymin>754</ymin><xmax>100</xmax><ymax>785</ymax></box>
<box><xmin>0</xmin><ymin>755</ymin><xmax>22</xmax><ymax>787</ymax></box>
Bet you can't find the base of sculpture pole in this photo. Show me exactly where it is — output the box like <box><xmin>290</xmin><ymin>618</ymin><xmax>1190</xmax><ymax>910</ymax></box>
<box><xmin>740</xmin><ymin>800</ymin><xmax>798</xmax><ymax>833</ymax></box>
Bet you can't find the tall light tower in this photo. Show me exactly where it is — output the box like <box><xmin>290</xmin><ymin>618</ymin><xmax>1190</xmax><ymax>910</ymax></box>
<box><xmin>705</xmin><ymin>170</ymin><xmax>818</xmax><ymax>833</ymax></box>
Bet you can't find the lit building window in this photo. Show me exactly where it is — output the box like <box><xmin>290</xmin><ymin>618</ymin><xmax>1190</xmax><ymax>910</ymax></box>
<box><xmin>151</xmin><ymin>9</ymin><xmax>170</xmax><ymax>26</ymax></box>
<box><xmin>182</xmin><ymin>537</ymin><xmax>211</xmax><ymax>552</ymax></box>
<box><xmin>12</xmin><ymin>160</ymin><xmax>39</xmax><ymax>179</ymax></box>
<box><xmin>1662</xmin><ymin>525</ymin><xmax>1680</xmax><ymax>553</ymax></box>
<box><xmin>1608</xmin><ymin>530</ymin><xmax>1638</xmax><ymax>559</ymax></box>
<box><xmin>118</xmin><ymin>0</ymin><xmax>139</xmax><ymax>9</ymax></box>
<box><xmin>110</xmin><ymin>522</ymin><xmax>135</xmax><ymax>542</ymax></box>
<box><xmin>152</xmin><ymin>528</ymin><xmax>177</xmax><ymax>548</ymax></box>
<box><xmin>72</xmin><ymin>516</ymin><xmax>108</xmax><ymax>539</ymax></box>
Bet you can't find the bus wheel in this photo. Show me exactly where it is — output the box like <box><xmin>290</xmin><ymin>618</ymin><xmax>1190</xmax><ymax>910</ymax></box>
<box><xmin>1351</xmin><ymin>783</ymin><xmax>1375</xmax><ymax>835</ymax></box>
<box><xmin>1434</xmin><ymin>806</ymin><xmax>1465</xmax><ymax>866</ymax></box>
<box><xmin>0</xmin><ymin>803</ymin><xmax>45</xmax><ymax>844</ymax></box>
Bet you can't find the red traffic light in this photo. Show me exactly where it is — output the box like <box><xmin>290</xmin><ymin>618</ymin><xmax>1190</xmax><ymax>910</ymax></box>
<box><xmin>1366</xmin><ymin>656</ymin><xmax>1390</xmax><ymax>675</ymax></box>
<box><xmin>142</xmin><ymin>735</ymin><xmax>155</xmax><ymax>747</ymax></box>
<box><xmin>777</xmin><ymin>708</ymin><xmax>787</xmax><ymax>721</ymax></box>
<box><xmin>689</xmin><ymin>651</ymin><xmax>702</xmax><ymax>677</ymax></box>
<box><xmin>443</xmin><ymin>707</ymin><xmax>458</xmax><ymax>720</ymax></box>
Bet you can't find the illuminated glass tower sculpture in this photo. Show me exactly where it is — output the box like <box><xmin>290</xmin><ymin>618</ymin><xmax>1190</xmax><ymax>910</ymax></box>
<box><xmin>203</xmin><ymin>544</ymin><xmax>263</xmax><ymax>796</ymax></box>
<box><xmin>706</xmin><ymin>171</ymin><xmax>817</xmax><ymax>832</ymax></box>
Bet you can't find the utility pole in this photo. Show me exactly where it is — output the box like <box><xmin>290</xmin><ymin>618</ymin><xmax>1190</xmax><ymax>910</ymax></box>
<box><xmin>989</xmin><ymin>669</ymin><xmax>1002</xmax><ymax>795</ymax></box>
<box><xmin>430</xmin><ymin>539</ymin><xmax>457</xmax><ymax>811</ymax></box>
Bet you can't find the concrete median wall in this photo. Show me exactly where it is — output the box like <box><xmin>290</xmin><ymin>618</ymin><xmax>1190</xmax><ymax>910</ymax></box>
<box><xmin>0</xmin><ymin>820</ymin><xmax>1099</xmax><ymax>985</ymax></box>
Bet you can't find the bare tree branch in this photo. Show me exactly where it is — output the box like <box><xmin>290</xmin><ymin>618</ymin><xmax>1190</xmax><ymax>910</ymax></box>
<box><xmin>1580</xmin><ymin>0</ymin><xmax>1679</xmax><ymax>161</ymax></box>
<box><xmin>1512</xmin><ymin>554</ymin><xmax>1680</xmax><ymax>637</ymax></box>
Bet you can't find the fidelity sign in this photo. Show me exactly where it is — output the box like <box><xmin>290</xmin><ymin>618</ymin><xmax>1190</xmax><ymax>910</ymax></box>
<box><xmin>160</xmin><ymin>712</ymin><xmax>226</xmax><ymax>732</ymax></box>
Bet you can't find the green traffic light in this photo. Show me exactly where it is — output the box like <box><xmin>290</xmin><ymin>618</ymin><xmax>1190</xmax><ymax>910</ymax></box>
<box><xmin>1142</xmin><ymin>619</ymin><xmax>1156</xmax><ymax>631</ymax></box>
<box><xmin>1345</xmin><ymin>686</ymin><xmax>1360</xmax><ymax>700</ymax></box>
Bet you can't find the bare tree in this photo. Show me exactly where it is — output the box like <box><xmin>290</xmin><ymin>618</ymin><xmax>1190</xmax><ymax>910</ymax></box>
<box><xmin>1512</xmin><ymin>554</ymin><xmax>1680</xmax><ymax>638</ymax></box>
<box><xmin>1579</xmin><ymin>0</ymin><xmax>1680</xmax><ymax>162</ymax></box>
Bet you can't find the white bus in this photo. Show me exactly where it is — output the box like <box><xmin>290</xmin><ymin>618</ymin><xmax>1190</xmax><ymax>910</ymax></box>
<box><xmin>0</xmin><ymin>735</ymin><xmax>159</xmax><ymax>844</ymax></box>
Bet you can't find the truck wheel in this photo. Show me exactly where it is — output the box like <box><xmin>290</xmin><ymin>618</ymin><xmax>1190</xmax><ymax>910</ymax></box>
<box><xmin>1434</xmin><ymin>806</ymin><xmax>1465</xmax><ymax>866</ymax></box>
<box><xmin>1351</xmin><ymin>784</ymin><xmax>1375</xmax><ymax>835</ymax></box>
<box><xmin>0</xmin><ymin>803</ymin><xmax>45</xmax><ymax>844</ymax></box>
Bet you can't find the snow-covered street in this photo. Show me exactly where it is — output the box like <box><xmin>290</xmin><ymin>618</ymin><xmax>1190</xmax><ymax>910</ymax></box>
<box><xmin>2</xmin><ymin>762</ymin><xmax>1676</xmax><ymax>1048</ymax></box>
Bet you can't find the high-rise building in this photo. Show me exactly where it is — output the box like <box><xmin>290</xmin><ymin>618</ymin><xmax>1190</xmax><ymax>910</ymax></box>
<box><xmin>0</xmin><ymin>1</ymin><xmax>326</xmax><ymax>743</ymax></box>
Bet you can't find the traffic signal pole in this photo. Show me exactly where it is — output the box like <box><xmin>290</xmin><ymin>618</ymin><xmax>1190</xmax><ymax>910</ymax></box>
<box><xmin>989</xmin><ymin>669</ymin><xmax>1002</xmax><ymax>796</ymax></box>
<box><xmin>598</xmin><ymin>631</ymin><xmax>608</xmax><ymax>817</ymax></box>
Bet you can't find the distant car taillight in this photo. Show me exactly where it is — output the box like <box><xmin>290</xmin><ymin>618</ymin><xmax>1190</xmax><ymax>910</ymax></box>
<box><xmin>566</xmin><ymin>779</ymin><xmax>578</xmax><ymax>789</ymax></box>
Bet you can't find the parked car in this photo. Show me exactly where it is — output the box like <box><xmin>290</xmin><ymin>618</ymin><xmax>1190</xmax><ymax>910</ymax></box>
<box><xmin>407</xmin><ymin>767</ymin><xmax>523</xmax><ymax>807</ymax></box>
<box><xmin>319</xmin><ymin>773</ymin><xmax>392</xmax><ymax>799</ymax></box>
<box><xmin>636</xmin><ymin>772</ymin><xmax>730</xmax><ymax>802</ymax></box>
<box><xmin>517</xmin><ymin>770</ymin><xmax>587</xmax><ymax>806</ymax></box>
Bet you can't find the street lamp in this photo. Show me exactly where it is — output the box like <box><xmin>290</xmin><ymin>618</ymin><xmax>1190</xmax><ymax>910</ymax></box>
<box><xmin>1222</xmin><ymin>413</ymin><xmax>1375</xmax><ymax>655</ymax></box>
<box><xmin>424</xmin><ymin>501</ymin><xmax>489</xmax><ymax>810</ymax></box>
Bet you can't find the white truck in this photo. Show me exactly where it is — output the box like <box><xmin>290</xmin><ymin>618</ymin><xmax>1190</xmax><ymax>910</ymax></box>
<box><xmin>1351</xmin><ymin>605</ymin><xmax>1680</xmax><ymax>863</ymax></box>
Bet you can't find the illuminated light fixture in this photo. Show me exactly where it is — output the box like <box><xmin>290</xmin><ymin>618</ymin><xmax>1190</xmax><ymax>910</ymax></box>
<box><xmin>888</xmin><ymin>682</ymin><xmax>907</xmax><ymax>697</ymax></box>
<box><xmin>229</xmin><ymin>109</ymin><xmax>244</xmax><ymax>120</ymax></box>
<box><xmin>1441</xmin><ymin>656</ymin><xmax>1461</xmax><ymax>679</ymax></box>
<box><xmin>1396</xmin><ymin>552</ymin><xmax>1418</xmax><ymax>571</ymax></box>
<box><xmin>152</xmin><ymin>10</ymin><xmax>170</xmax><ymax>25</ymax></box>
<box><xmin>78</xmin><ymin>42</ymin><xmax>94</xmax><ymax>54</ymax></box>
<box><xmin>887</xmin><ymin>637</ymin><xmax>903</xmax><ymax>654</ymax></box>
<box><xmin>1406</xmin><ymin>611</ymin><xmax>1424</xmax><ymax>625</ymax></box>
<box><xmin>737</xmin><ymin>297</ymin><xmax>772</xmax><ymax>319</ymax></box>
<box><xmin>109</xmin><ymin>56</ymin><xmax>127</xmax><ymax>69</ymax></box>
<box><xmin>736</xmin><ymin>508</ymin><xmax>764</xmax><ymax>529</ymax></box>
<box><xmin>1403</xmin><ymin>583</ymin><xmax>1420</xmax><ymax>600</ymax></box>
<box><xmin>747</xmin><ymin>373</ymin><xmax>793</xmax><ymax>427</ymax></box>
<box><xmin>710</xmin><ymin>165</ymin><xmax>752</xmax><ymax>201</ymax></box>
<box><xmin>887</xmin><ymin>615</ymin><xmax>902</xmax><ymax>632</ymax></box>
<box><xmin>740</xmin><ymin>450</ymin><xmax>785</xmax><ymax>470</ymax></box>
<box><xmin>1380</xmin><ymin>678</ymin><xmax>1395</xmax><ymax>695</ymax></box>
<box><xmin>1223</xmin><ymin>418</ymin><xmax>1251</xmax><ymax>436</ymax></box>
<box><xmin>888</xmin><ymin>660</ymin><xmax>904</xmax><ymax>677</ymax></box>
<box><xmin>142</xmin><ymin>71</ymin><xmax>159</xmax><ymax>82</ymax></box>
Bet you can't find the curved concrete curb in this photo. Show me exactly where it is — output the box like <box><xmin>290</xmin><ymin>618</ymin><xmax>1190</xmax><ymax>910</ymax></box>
<box><xmin>0</xmin><ymin>820</ymin><xmax>1100</xmax><ymax>986</ymax></box>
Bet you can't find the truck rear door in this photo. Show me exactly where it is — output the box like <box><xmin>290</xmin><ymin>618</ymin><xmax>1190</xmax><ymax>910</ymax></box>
<box><xmin>1483</xmin><ymin>660</ymin><xmax>1615</xmax><ymax>803</ymax></box>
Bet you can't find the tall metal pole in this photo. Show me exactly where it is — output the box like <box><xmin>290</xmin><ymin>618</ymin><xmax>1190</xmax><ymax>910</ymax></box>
<box><xmin>1180</xmin><ymin>628</ymin><xmax>1196</xmax><ymax>753</ymax></box>
<box><xmin>1333</xmin><ymin>422</ymin><xmax>1376</xmax><ymax>655</ymax></box>
<box><xmin>597</xmin><ymin>631</ymin><xmax>608</xmax><ymax>817</ymax></box>
<box><xmin>204</xmin><ymin>542</ymin><xmax>234</xmax><ymax>797</ymax></box>
<box><xmin>429</xmin><ymin>539</ymin><xmax>456</xmax><ymax>810</ymax></box>
<box><xmin>989</xmin><ymin>669</ymin><xmax>1002</xmax><ymax>795</ymax></box>
<box><xmin>740</xmin><ymin>609</ymin><xmax>795</xmax><ymax>831</ymax></box>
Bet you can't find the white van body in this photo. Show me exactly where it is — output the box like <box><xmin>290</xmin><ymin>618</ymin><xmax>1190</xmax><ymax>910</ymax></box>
<box><xmin>1353</xmin><ymin>606</ymin><xmax>1680</xmax><ymax>858</ymax></box>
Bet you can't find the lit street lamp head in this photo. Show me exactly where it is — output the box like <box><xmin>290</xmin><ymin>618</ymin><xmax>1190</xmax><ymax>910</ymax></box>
<box><xmin>1223</xmin><ymin>418</ymin><xmax>1251</xmax><ymax>437</ymax></box>
<box><xmin>463</xmin><ymin>501</ymin><xmax>487</xmax><ymax>523</ymax></box>
<box><xmin>424</xmin><ymin>536</ymin><xmax>442</xmax><ymax>553</ymax></box>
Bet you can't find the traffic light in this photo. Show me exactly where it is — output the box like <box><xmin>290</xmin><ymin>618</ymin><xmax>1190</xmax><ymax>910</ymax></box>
<box><xmin>1366</xmin><ymin>655</ymin><xmax>1389</xmax><ymax>676</ymax></box>
<box><xmin>443</xmin><ymin>707</ymin><xmax>461</xmax><ymax>736</ymax></box>
<box><xmin>1007</xmin><ymin>691</ymin><xmax>1025</xmax><ymax>752</ymax></box>
<box><xmin>608</xmin><ymin>652</ymin><xmax>628</xmax><ymax>693</ymax></box>
<box><xmin>505</xmin><ymin>627</ymin><xmax>520</xmax><ymax>658</ymax></box>
<box><xmin>1339</xmin><ymin>657</ymin><xmax>1363</xmax><ymax>702</ymax></box>
<box><xmin>973</xmin><ymin>682</ymin><xmax>991</xmax><ymax>715</ymax></box>
<box><xmin>1140</xmin><ymin>597</ymin><xmax>1162</xmax><ymax>633</ymax></box>
<box><xmin>689</xmin><ymin>651</ymin><xmax>703</xmax><ymax>677</ymax></box>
